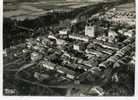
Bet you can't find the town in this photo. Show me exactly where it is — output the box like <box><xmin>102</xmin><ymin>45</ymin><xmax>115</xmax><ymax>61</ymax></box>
<box><xmin>3</xmin><ymin>0</ymin><xmax>135</xmax><ymax>96</ymax></box>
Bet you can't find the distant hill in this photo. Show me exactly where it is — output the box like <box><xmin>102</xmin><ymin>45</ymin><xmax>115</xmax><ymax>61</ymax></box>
<box><xmin>66</xmin><ymin>0</ymin><xmax>135</xmax><ymax>3</ymax></box>
<box><xmin>66</xmin><ymin>0</ymin><xmax>104</xmax><ymax>2</ymax></box>
<box><xmin>4</xmin><ymin>0</ymin><xmax>135</xmax><ymax>3</ymax></box>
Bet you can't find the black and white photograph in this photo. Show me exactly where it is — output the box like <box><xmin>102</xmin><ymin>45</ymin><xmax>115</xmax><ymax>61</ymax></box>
<box><xmin>2</xmin><ymin>0</ymin><xmax>136</xmax><ymax>96</ymax></box>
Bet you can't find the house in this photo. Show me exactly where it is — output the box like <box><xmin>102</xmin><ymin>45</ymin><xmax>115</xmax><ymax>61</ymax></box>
<box><xmin>85</xmin><ymin>86</ymin><xmax>104</xmax><ymax>96</ymax></box>
<box><xmin>56</xmin><ymin>39</ymin><xmax>66</xmax><ymax>45</ymax></box>
<box><xmin>96</xmin><ymin>35</ymin><xmax>107</xmax><ymax>42</ymax></box>
<box><xmin>85</xmin><ymin>25</ymin><xmax>95</xmax><ymax>37</ymax></box>
<box><xmin>77</xmin><ymin>64</ymin><xmax>90</xmax><ymax>71</ymax></box>
<box><xmin>34</xmin><ymin>72</ymin><xmax>50</xmax><ymax>81</ymax></box>
<box><xmin>93</xmin><ymin>39</ymin><xmax>119</xmax><ymax>51</ymax></box>
<box><xmin>40</xmin><ymin>60</ymin><xmax>56</xmax><ymax>70</ymax></box>
<box><xmin>99</xmin><ymin>60</ymin><xmax>114</xmax><ymax>69</ymax></box>
<box><xmin>85</xmin><ymin>49</ymin><xmax>103</xmax><ymax>57</ymax></box>
<box><xmin>56</xmin><ymin>66</ymin><xmax>76</xmax><ymax>79</ymax></box>
<box><xmin>73</xmin><ymin>41</ymin><xmax>87</xmax><ymax>51</ymax></box>
<box><xmin>122</xmin><ymin>37</ymin><xmax>135</xmax><ymax>46</ymax></box>
<box><xmin>59</xmin><ymin>29</ymin><xmax>68</xmax><ymax>35</ymax></box>
<box><xmin>31</xmin><ymin>52</ymin><xmax>43</xmax><ymax>61</ymax></box>
<box><xmin>69</xmin><ymin>35</ymin><xmax>89</xmax><ymax>42</ymax></box>
<box><xmin>108</xmin><ymin>28</ymin><xmax>118</xmax><ymax>43</ymax></box>
<box><xmin>3</xmin><ymin>49</ymin><xmax>7</xmax><ymax>57</ymax></box>
<box><xmin>73</xmin><ymin>44</ymin><xmax>80</xmax><ymax>51</ymax></box>
<box><xmin>124</xmin><ymin>30</ymin><xmax>134</xmax><ymax>38</ymax></box>
<box><xmin>48</xmin><ymin>35</ymin><xmax>57</xmax><ymax>41</ymax></box>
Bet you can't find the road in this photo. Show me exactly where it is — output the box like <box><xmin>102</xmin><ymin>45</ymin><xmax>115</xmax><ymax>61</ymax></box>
<box><xmin>14</xmin><ymin>62</ymin><xmax>93</xmax><ymax>89</ymax></box>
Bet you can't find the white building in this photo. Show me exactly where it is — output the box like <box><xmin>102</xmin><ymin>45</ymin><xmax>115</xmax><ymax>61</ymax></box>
<box><xmin>108</xmin><ymin>29</ymin><xmax>118</xmax><ymax>43</ymax></box>
<box><xmin>71</xmin><ymin>19</ymin><xmax>78</xmax><ymax>25</ymax></box>
<box><xmin>31</xmin><ymin>52</ymin><xmax>42</xmax><ymax>61</ymax></box>
<box><xmin>96</xmin><ymin>35</ymin><xmax>107</xmax><ymax>42</ymax></box>
<box><xmin>48</xmin><ymin>35</ymin><xmax>57</xmax><ymax>40</ymax></box>
<box><xmin>73</xmin><ymin>44</ymin><xmax>80</xmax><ymax>51</ymax></box>
<box><xmin>56</xmin><ymin>39</ymin><xmax>66</xmax><ymax>45</ymax></box>
<box><xmin>3</xmin><ymin>49</ymin><xmax>7</xmax><ymax>57</ymax></box>
<box><xmin>85</xmin><ymin>25</ymin><xmax>95</xmax><ymax>37</ymax></box>
<box><xmin>124</xmin><ymin>30</ymin><xmax>134</xmax><ymax>38</ymax></box>
<box><xmin>69</xmin><ymin>35</ymin><xmax>89</xmax><ymax>42</ymax></box>
<box><xmin>59</xmin><ymin>30</ymin><xmax>68</xmax><ymax>35</ymax></box>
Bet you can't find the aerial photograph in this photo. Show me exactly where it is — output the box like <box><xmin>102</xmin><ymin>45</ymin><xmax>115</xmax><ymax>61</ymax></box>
<box><xmin>3</xmin><ymin>0</ymin><xmax>135</xmax><ymax>96</ymax></box>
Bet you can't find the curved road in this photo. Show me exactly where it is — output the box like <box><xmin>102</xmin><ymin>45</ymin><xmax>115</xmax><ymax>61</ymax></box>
<box><xmin>15</xmin><ymin>62</ymin><xmax>95</xmax><ymax>89</ymax></box>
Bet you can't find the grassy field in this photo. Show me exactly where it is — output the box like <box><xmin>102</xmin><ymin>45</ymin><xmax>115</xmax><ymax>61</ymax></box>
<box><xmin>3</xmin><ymin>0</ymin><xmax>98</xmax><ymax>19</ymax></box>
<box><xmin>3</xmin><ymin>0</ymin><xmax>97</xmax><ymax>11</ymax></box>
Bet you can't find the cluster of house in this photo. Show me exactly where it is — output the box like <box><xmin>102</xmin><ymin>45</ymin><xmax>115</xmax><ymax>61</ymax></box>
<box><xmin>19</xmin><ymin>17</ymin><xmax>134</xmax><ymax>82</ymax></box>
<box><xmin>3</xmin><ymin>4</ymin><xmax>135</xmax><ymax>85</ymax></box>
<box><xmin>97</xmin><ymin>3</ymin><xmax>135</xmax><ymax>26</ymax></box>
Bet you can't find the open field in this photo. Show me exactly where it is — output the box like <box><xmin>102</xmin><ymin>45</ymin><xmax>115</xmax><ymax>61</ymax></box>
<box><xmin>3</xmin><ymin>0</ymin><xmax>99</xmax><ymax>20</ymax></box>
